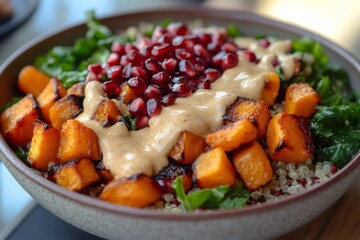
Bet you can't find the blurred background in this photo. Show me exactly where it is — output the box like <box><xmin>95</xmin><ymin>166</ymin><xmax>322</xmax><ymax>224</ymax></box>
<box><xmin>0</xmin><ymin>0</ymin><xmax>359</xmax><ymax>239</ymax></box>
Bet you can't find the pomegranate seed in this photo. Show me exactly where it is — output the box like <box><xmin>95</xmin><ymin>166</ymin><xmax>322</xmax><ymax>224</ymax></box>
<box><xmin>172</xmin><ymin>82</ymin><xmax>192</xmax><ymax>97</ymax></box>
<box><xmin>271</xmin><ymin>56</ymin><xmax>280</xmax><ymax>67</ymax></box>
<box><xmin>179</xmin><ymin>60</ymin><xmax>196</xmax><ymax>78</ymax></box>
<box><xmin>330</xmin><ymin>165</ymin><xmax>338</xmax><ymax>174</ymax></box>
<box><xmin>273</xmin><ymin>190</ymin><xmax>283</xmax><ymax>197</ymax></box>
<box><xmin>193</xmin><ymin>44</ymin><xmax>211</xmax><ymax>63</ymax></box>
<box><xmin>120</xmin><ymin>55</ymin><xmax>130</xmax><ymax>66</ymax></box>
<box><xmin>157</xmin><ymin>34</ymin><xmax>172</xmax><ymax>44</ymax></box>
<box><xmin>194</xmin><ymin>58</ymin><xmax>206</xmax><ymax>76</ymax></box>
<box><xmin>171</xmin><ymin>197</ymin><xmax>181</xmax><ymax>206</ymax></box>
<box><xmin>102</xmin><ymin>81</ymin><xmax>120</xmax><ymax>97</ymax></box>
<box><xmin>152</xmin><ymin>26</ymin><xmax>168</xmax><ymax>42</ymax></box>
<box><xmin>128</xmin><ymin>77</ymin><xmax>147</xmax><ymax>94</ymax></box>
<box><xmin>162</xmin><ymin>58</ymin><xmax>178</xmax><ymax>72</ymax></box>
<box><xmin>139</xmin><ymin>45</ymin><xmax>153</xmax><ymax>59</ymax></box>
<box><xmin>145</xmin><ymin>59</ymin><xmax>162</xmax><ymax>75</ymax></box>
<box><xmin>152</xmin><ymin>71</ymin><xmax>170</xmax><ymax>86</ymax></box>
<box><xmin>197</xmin><ymin>79</ymin><xmax>211</xmax><ymax>89</ymax></box>
<box><xmin>147</xmin><ymin>98</ymin><xmax>162</xmax><ymax>117</ymax></box>
<box><xmin>143</xmin><ymin>85</ymin><xmax>162</xmax><ymax>100</ymax></box>
<box><xmin>199</xmin><ymin>33</ymin><xmax>212</xmax><ymax>46</ymax></box>
<box><xmin>297</xmin><ymin>178</ymin><xmax>307</xmax><ymax>187</ymax></box>
<box><xmin>122</xmin><ymin>63</ymin><xmax>132</xmax><ymax>79</ymax></box>
<box><xmin>88</xmin><ymin>63</ymin><xmax>103</xmax><ymax>75</ymax></box>
<box><xmin>151</xmin><ymin>44</ymin><xmax>173</xmax><ymax>58</ymax></box>
<box><xmin>221</xmin><ymin>42</ymin><xmax>238</xmax><ymax>53</ymax></box>
<box><xmin>204</xmin><ymin>68</ymin><xmax>221</xmax><ymax>82</ymax></box>
<box><xmin>107</xmin><ymin>53</ymin><xmax>120</xmax><ymax>67</ymax></box>
<box><xmin>130</xmin><ymin>66</ymin><xmax>149</xmax><ymax>82</ymax></box>
<box><xmin>161</xmin><ymin>93</ymin><xmax>176</xmax><ymax>106</ymax></box>
<box><xmin>212</xmin><ymin>51</ymin><xmax>226</xmax><ymax>67</ymax></box>
<box><xmin>167</xmin><ymin>22</ymin><xmax>188</xmax><ymax>36</ymax></box>
<box><xmin>171</xmin><ymin>75</ymin><xmax>187</xmax><ymax>83</ymax></box>
<box><xmin>184</xmin><ymin>34</ymin><xmax>200</xmax><ymax>44</ymax></box>
<box><xmin>127</xmin><ymin>50</ymin><xmax>144</xmax><ymax>66</ymax></box>
<box><xmin>135</xmin><ymin>115</ymin><xmax>149</xmax><ymax>129</ymax></box>
<box><xmin>310</xmin><ymin>176</ymin><xmax>320</xmax><ymax>185</ymax></box>
<box><xmin>241</xmin><ymin>51</ymin><xmax>257</xmax><ymax>63</ymax></box>
<box><xmin>111</xmin><ymin>42</ymin><xmax>126</xmax><ymax>55</ymax></box>
<box><xmin>85</xmin><ymin>72</ymin><xmax>98</xmax><ymax>84</ymax></box>
<box><xmin>125</xmin><ymin>43</ymin><xmax>138</xmax><ymax>53</ymax></box>
<box><xmin>129</xmin><ymin>97</ymin><xmax>147</xmax><ymax>117</ymax></box>
<box><xmin>258</xmin><ymin>38</ymin><xmax>270</xmax><ymax>48</ymax></box>
<box><xmin>248</xmin><ymin>199</ymin><xmax>258</xmax><ymax>205</ymax></box>
<box><xmin>175</xmin><ymin>48</ymin><xmax>194</xmax><ymax>61</ymax></box>
<box><xmin>135</xmin><ymin>37</ymin><xmax>151</xmax><ymax>50</ymax></box>
<box><xmin>172</xmin><ymin>36</ymin><xmax>194</xmax><ymax>49</ymax></box>
<box><xmin>221</xmin><ymin>53</ymin><xmax>239</xmax><ymax>70</ymax></box>
<box><xmin>107</xmin><ymin>65</ymin><xmax>123</xmax><ymax>82</ymax></box>
<box><xmin>207</xmin><ymin>41</ymin><xmax>221</xmax><ymax>54</ymax></box>
<box><xmin>155</xmin><ymin>178</ymin><xmax>174</xmax><ymax>194</ymax></box>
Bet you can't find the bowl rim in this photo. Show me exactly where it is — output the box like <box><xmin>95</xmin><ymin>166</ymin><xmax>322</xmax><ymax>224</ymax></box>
<box><xmin>1</xmin><ymin>6</ymin><xmax>360</xmax><ymax>221</ymax></box>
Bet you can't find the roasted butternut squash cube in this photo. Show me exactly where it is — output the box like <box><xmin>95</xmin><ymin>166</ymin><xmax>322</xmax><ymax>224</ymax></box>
<box><xmin>193</xmin><ymin>147</ymin><xmax>236</xmax><ymax>189</ymax></box>
<box><xmin>99</xmin><ymin>174</ymin><xmax>162</xmax><ymax>208</ymax></box>
<box><xmin>261</xmin><ymin>72</ymin><xmax>280</xmax><ymax>106</ymax></box>
<box><xmin>169</xmin><ymin>131</ymin><xmax>207</xmax><ymax>165</ymax></box>
<box><xmin>96</xmin><ymin>161</ymin><xmax>114</xmax><ymax>182</ymax></box>
<box><xmin>48</xmin><ymin>158</ymin><xmax>101</xmax><ymax>192</ymax></box>
<box><xmin>37</xmin><ymin>78</ymin><xmax>67</xmax><ymax>124</ymax></box>
<box><xmin>154</xmin><ymin>162</ymin><xmax>193</xmax><ymax>193</ymax></box>
<box><xmin>206</xmin><ymin>119</ymin><xmax>257</xmax><ymax>152</ymax></box>
<box><xmin>92</xmin><ymin>98</ymin><xmax>121</xmax><ymax>127</ymax></box>
<box><xmin>284</xmin><ymin>82</ymin><xmax>320</xmax><ymax>117</ymax></box>
<box><xmin>266</xmin><ymin>112</ymin><xmax>314</xmax><ymax>163</ymax></box>
<box><xmin>28</xmin><ymin>120</ymin><xmax>60</xmax><ymax>172</ymax></box>
<box><xmin>58</xmin><ymin>119</ymin><xmax>101</xmax><ymax>163</ymax></box>
<box><xmin>49</xmin><ymin>95</ymin><xmax>83</xmax><ymax>129</ymax></box>
<box><xmin>224</xmin><ymin>97</ymin><xmax>271</xmax><ymax>139</ymax></box>
<box><xmin>67</xmin><ymin>82</ymin><xmax>85</xmax><ymax>97</ymax></box>
<box><xmin>18</xmin><ymin>65</ymin><xmax>51</xmax><ymax>98</ymax></box>
<box><xmin>119</xmin><ymin>82</ymin><xmax>136</xmax><ymax>104</ymax></box>
<box><xmin>0</xmin><ymin>94</ymin><xmax>40</xmax><ymax>148</ymax></box>
<box><xmin>233</xmin><ymin>141</ymin><xmax>273</xmax><ymax>191</ymax></box>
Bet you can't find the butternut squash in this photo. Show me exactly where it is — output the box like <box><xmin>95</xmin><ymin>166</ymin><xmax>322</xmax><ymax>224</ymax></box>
<box><xmin>49</xmin><ymin>95</ymin><xmax>83</xmax><ymax>129</ymax></box>
<box><xmin>193</xmin><ymin>147</ymin><xmax>236</xmax><ymax>189</ymax></box>
<box><xmin>28</xmin><ymin>120</ymin><xmax>60</xmax><ymax>172</ymax></box>
<box><xmin>284</xmin><ymin>82</ymin><xmax>320</xmax><ymax>117</ymax></box>
<box><xmin>233</xmin><ymin>141</ymin><xmax>273</xmax><ymax>191</ymax></box>
<box><xmin>92</xmin><ymin>98</ymin><xmax>121</xmax><ymax>127</ymax></box>
<box><xmin>99</xmin><ymin>174</ymin><xmax>162</xmax><ymax>208</ymax></box>
<box><xmin>66</xmin><ymin>81</ymin><xmax>85</xmax><ymax>97</ymax></box>
<box><xmin>96</xmin><ymin>161</ymin><xmax>114</xmax><ymax>182</ymax></box>
<box><xmin>266</xmin><ymin>112</ymin><xmax>314</xmax><ymax>163</ymax></box>
<box><xmin>223</xmin><ymin>97</ymin><xmax>271</xmax><ymax>139</ymax></box>
<box><xmin>58</xmin><ymin>119</ymin><xmax>101</xmax><ymax>163</ymax></box>
<box><xmin>206</xmin><ymin>119</ymin><xmax>257</xmax><ymax>152</ymax></box>
<box><xmin>119</xmin><ymin>82</ymin><xmax>136</xmax><ymax>104</ymax></box>
<box><xmin>169</xmin><ymin>131</ymin><xmax>207</xmax><ymax>165</ymax></box>
<box><xmin>18</xmin><ymin>65</ymin><xmax>51</xmax><ymax>98</ymax></box>
<box><xmin>261</xmin><ymin>72</ymin><xmax>280</xmax><ymax>106</ymax></box>
<box><xmin>37</xmin><ymin>78</ymin><xmax>67</xmax><ymax>123</ymax></box>
<box><xmin>47</xmin><ymin>158</ymin><xmax>101</xmax><ymax>192</ymax></box>
<box><xmin>0</xmin><ymin>94</ymin><xmax>40</xmax><ymax>148</ymax></box>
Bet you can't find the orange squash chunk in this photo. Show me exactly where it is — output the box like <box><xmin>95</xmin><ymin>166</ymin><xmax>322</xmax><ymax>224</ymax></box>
<box><xmin>66</xmin><ymin>82</ymin><xmax>85</xmax><ymax>97</ymax></box>
<box><xmin>37</xmin><ymin>78</ymin><xmax>67</xmax><ymax>124</ymax></box>
<box><xmin>266</xmin><ymin>112</ymin><xmax>314</xmax><ymax>163</ymax></box>
<box><xmin>92</xmin><ymin>98</ymin><xmax>121</xmax><ymax>127</ymax></box>
<box><xmin>119</xmin><ymin>82</ymin><xmax>136</xmax><ymax>104</ymax></box>
<box><xmin>261</xmin><ymin>72</ymin><xmax>280</xmax><ymax>106</ymax></box>
<box><xmin>233</xmin><ymin>141</ymin><xmax>273</xmax><ymax>191</ymax></box>
<box><xmin>284</xmin><ymin>82</ymin><xmax>320</xmax><ymax>117</ymax></box>
<box><xmin>193</xmin><ymin>147</ymin><xmax>236</xmax><ymax>189</ymax></box>
<box><xmin>48</xmin><ymin>158</ymin><xmax>101</xmax><ymax>192</ymax></box>
<box><xmin>18</xmin><ymin>65</ymin><xmax>51</xmax><ymax>98</ymax></box>
<box><xmin>28</xmin><ymin>120</ymin><xmax>60</xmax><ymax>172</ymax></box>
<box><xmin>206</xmin><ymin>119</ymin><xmax>257</xmax><ymax>152</ymax></box>
<box><xmin>169</xmin><ymin>131</ymin><xmax>207</xmax><ymax>165</ymax></box>
<box><xmin>0</xmin><ymin>94</ymin><xmax>40</xmax><ymax>148</ymax></box>
<box><xmin>58</xmin><ymin>119</ymin><xmax>101</xmax><ymax>163</ymax></box>
<box><xmin>49</xmin><ymin>95</ymin><xmax>83</xmax><ymax>130</ymax></box>
<box><xmin>224</xmin><ymin>97</ymin><xmax>271</xmax><ymax>139</ymax></box>
<box><xmin>99</xmin><ymin>174</ymin><xmax>162</xmax><ymax>208</ymax></box>
<box><xmin>96</xmin><ymin>161</ymin><xmax>114</xmax><ymax>182</ymax></box>
<box><xmin>155</xmin><ymin>162</ymin><xmax>193</xmax><ymax>193</ymax></box>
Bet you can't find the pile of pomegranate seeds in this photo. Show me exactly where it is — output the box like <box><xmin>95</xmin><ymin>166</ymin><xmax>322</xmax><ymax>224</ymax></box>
<box><xmin>87</xmin><ymin>22</ymin><xmax>242</xmax><ymax>129</ymax></box>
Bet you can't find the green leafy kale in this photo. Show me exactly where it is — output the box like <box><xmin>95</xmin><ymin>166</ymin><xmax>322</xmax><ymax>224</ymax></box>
<box><xmin>172</xmin><ymin>177</ymin><xmax>250</xmax><ymax>212</ymax></box>
<box><xmin>120</xmin><ymin>114</ymin><xmax>137</xmax><ymax>130</ymax></box>
<box><xmin>226</xmin><ymin>24</ymin><xmax>244</xmax><ymax>38</ymax></box>
<box><xmin>311</xmin><ymin>104</ymin><xmax>360</xmax><ymax>168</ymax></box>
<box><xmin>13</xmin><ymin>147</ymin><xmax>29</xmax><ymax>163</ymax></box>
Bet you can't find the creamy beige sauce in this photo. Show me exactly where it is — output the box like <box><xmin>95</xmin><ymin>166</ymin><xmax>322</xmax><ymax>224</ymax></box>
<box><xmin>77</xmin><ymin>56</ymin><xmax>271</xmax><ymax>179</ymax></box>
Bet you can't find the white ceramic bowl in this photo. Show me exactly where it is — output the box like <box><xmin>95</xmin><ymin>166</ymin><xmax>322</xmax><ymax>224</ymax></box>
<box><xmin>0</xmin><ymin>7</ymin><xmax>359</xmax><ymax>240</ymax></box>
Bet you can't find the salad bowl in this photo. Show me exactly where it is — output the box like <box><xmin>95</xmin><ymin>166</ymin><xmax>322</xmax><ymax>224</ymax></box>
<box><xmin>0</xmin><ymin>7</ymin><xmax>359</xmax><ymax>240</ymax></box>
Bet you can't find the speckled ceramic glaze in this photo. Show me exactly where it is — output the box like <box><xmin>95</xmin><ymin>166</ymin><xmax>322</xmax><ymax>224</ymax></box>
<box><xmin>0</xmin><ymin>8</ymin><xmax>359</xmax><ymax>240</ymax></box>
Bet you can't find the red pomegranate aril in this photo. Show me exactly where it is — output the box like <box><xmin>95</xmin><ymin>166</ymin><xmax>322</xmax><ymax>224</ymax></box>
<box><xmin>273</xmin><ymin>190</ymin><xmax>283</xmax><ymax>197</ymax></box>
<box><xmin>130</xmin><ymin>66</ymin><xmax>149</xmax><ymax>82</ymax></box>
<box><xmin>157</xmin><ymin>34</ymin><xmax>172</xmax><ymax>44</ymax></box>
<box><xmin>145</xmin><ymin>59</ymin><xmax>162</xmax><ymax>75</ymax></box>
<box><xmin>147</xmin><ymin>98</ymin><xmax>162</xmax><ymax>117</ymax></box>
<box><xmin>128</xmin><ymin>77</ymin><xmax>147</xmax><ymax>94</ymax></box>
<box><xmin>143</xmin><ymin>85</ymin><xmax>162</xmax><ymax>100</ymax></box>
<box><xmin>111</xmin><ymin>42</ymin><xmax>126</xmax><ymax>56</ymax></box>
<box><xmin>171</xmin><ymin>75</ymin><xmax>187</xmax><ymax>83</ymax></box>
<box><xmin>271</xmin><ymin>56</ymin><xmax>280</xmax><ymax>67</ymax></box>
<box><xmin>162</xmin><ymin>58</ymin><xmax>178</xmax><ymax>72</ymax></box>
<box><xmin>102</xmin><ymin>80</ymin><xmax>121</xmax><ymax>97</ymax></box>
<box><xmin>151</xmin><ymin>44</ymin><xmax>172</xmax><ymax>58</ymax></box>
<box><xmin>193</xmin><ymin>44</ymin><xmax>211</xmax><ymax>63</ymax></box>
<box><xmin>179</xmin><ymin>60</ymin><xmax>196</xmax><ymax>78</ymax></box>
<box><xmin>106</xmin><ymin>53</ymin><xmax>120</xmax><ymax>67</ymax></box>
<box><xmin>184</xmin><ymin>34</ymin><xmax>200</xmax><ymax>44</ymax></box>
<box><xmin>199</xmin><ymin>33</ymin><xmax>212</xmax><ymax>47</ymax></box>
<box><xmin>258</xmin><ymin>38</ymin><xmax>270</xmax><ymax>48</ymax></box>
<box><xmin>207</xmin><ymin>41</ymin><xmax>221</xmax><ymax>54</ymax></box>
<box><xmin>107</xmin><ymin>65</ymin><xmax>123</xmax><ymax>82</ymax></box>
<box><xmin>187</xmin><ymin>77</ymin><xmax>202</xmax><ymax>87</ymax></box>
<box><xmin>120</xmin><ymin>55</ymin><xmax>130</xmax><ymax>66</ymax></box>
<box><xmin>172</xmin><ymin>82</ymin><xmax>193</xmax><ymax>97</ymax></box>
<box><xmin>125</xmin><ymin>43</ymin><xmax>138</xmax><ymax>53</ymax></box>
<box><xmin>330</xmin><ymin>165</ymin><xmax>338</xmax><ymax>174</ymax></box>
<box><xmin>152</xmin><ymin>71</ymin><xmax>170</xmax><ymax>86</ymax></box>
<box><xmin>221</xmin><ymin>53</ymin><xmax>239</xmax><ymax>70</ymax></box>
<box><xmin>139</xmin><ymin>45</ymin><xmax>153</xmax><ymax>59</ymax></box>
<box><xmin>152</xmin><ymin>26</ymin><xmax>168</xmax><ymax>42</ymax></box>
<box><xmin>122</xmin><ymin>63</ymin><xmax>132</xmax><ymax>79</ymax></box>
<box><xmin>135</xmin><ymin>37</ymin><xmax>151</xmax><ymax>50</ymax></box>
<box><xmin>204</xmin><ymin>68</ymin><xmax>221</xmax><ymax>82</ymax></box>
<box><xmin>197</xmin><ymin>79</ymin><xmax>211</xmax><ymax>89</ymax></box>
<box><xmin>85</xmin><ymin>72</ymin><xmax>98</xmax><ymax>84</ymax></box>
<box><xmin>87</xmin><ymin>63</ymin><xmax>103</xmax><ymax>75</ymax></box>
<box><xmin>129</xmin><ymin>97</ymin><xmax>147</xmax><ymax>117</ymax></box>
<box><xmin>167</xmin><ymin>22</ymin><xmax>188</xmax><ymax>36</ymax></box>
<box><xmin>194</xmin><ymin>58</ymin><xmax>206</xmax><ymax>76</ymax></box>
<box><xmin>161</xmin><ymin>93</ymin><xmax>176</xmax><ymax>106</ymax></box>
<box><xmin>221</xmin><ymin>42</ymin><xmax>238</xmax><ymax>53</ymax></box>
<box><xmin>135</xmin><ymin>115</ymin><xmax>149</xmax><ymax>129</ymax></box>
<box><xmin>172</xmin><ymin>36</ymin><xmax>194</xmax><ymax>49</ymax></box>
<box><xmin>175</xmin><ymin>48</ymin><xmax>194</xmax><ymax>61</ymax></box>
<box><xmin>212</xmin><ymin>51</ymin><xmax>226</xmax><ymax>67</ymax></box>
<box><xmin>155</xmin><ymin>178</ymin><xmax>174</xmax><ymax>194</ymax></box>
<box><xmin>127</xmin><ymin>50</ymin><xmax>144</xmax><ymax>66</ymax></box>
<box><xmin>241</xmin><ymin>51</ymin><xmax>257</xmax><ymax>63</ymax></box>
<box><xmin>297</xmin><ymin>178</ymin><xmax>307</xmax><ymax>187</ymax></box>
